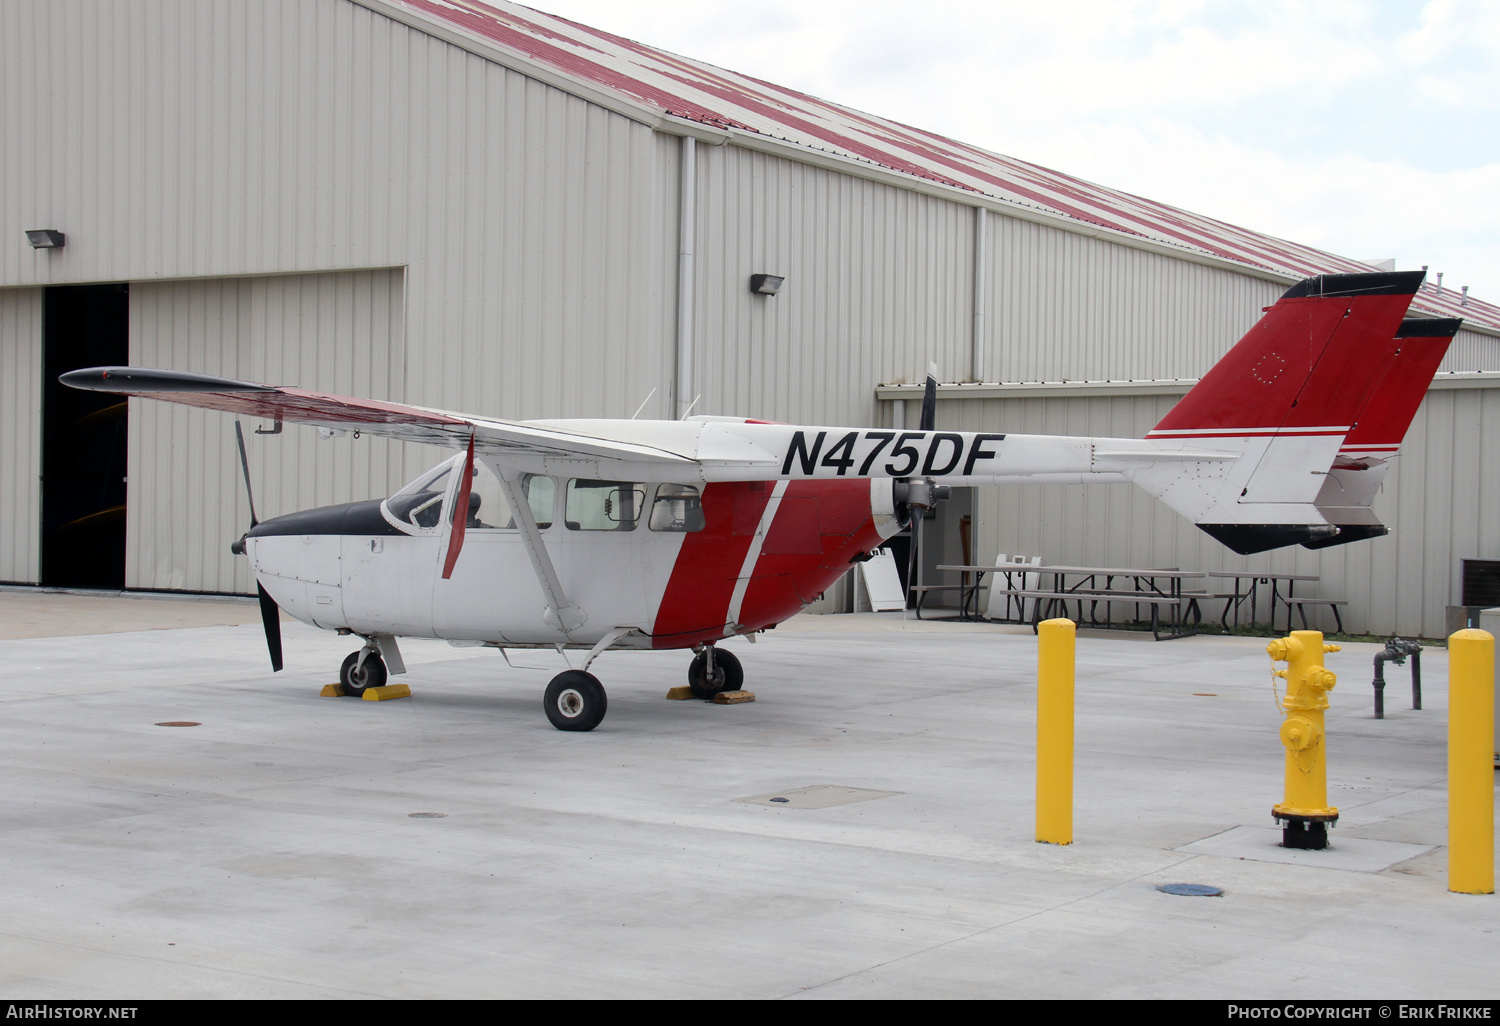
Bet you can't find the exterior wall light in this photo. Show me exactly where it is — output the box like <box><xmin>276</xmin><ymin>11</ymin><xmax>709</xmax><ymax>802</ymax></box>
<box><xmin>749</xmin><ymin>273</ymin><xmax>784</xmax><ymax>296</ymax></box>
<box><xmin>26</xmin><ymin>229</ymin><xmax>66</xmax><ymax>248</ymax></box>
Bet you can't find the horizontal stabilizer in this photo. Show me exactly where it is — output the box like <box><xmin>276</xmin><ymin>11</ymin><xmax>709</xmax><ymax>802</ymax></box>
<box><xmin>1301</xmin><ymin>524</ymin><xmax>1390</xmax><ymax>550</ymax></box>
<box><xmin>1199</xmin><ymin>524</ymin><xmax>1340</xmax><ymax>555</ymax></box>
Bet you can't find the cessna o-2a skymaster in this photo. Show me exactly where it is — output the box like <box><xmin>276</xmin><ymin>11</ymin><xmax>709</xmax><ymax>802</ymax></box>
<box><xmin>64</xmin><ymin>270</ymin><xmax>1458</xmax><ymax>731</ymax></box>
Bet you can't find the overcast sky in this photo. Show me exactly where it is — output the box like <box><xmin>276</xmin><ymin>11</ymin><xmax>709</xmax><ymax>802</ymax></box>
<box><xmin>527</xmin><ymin>0</ymin><xmax>1500</xmax><ymax>301</ymax></box>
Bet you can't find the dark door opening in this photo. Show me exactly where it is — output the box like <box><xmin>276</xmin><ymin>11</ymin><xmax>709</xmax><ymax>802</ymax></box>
<box><xmin>42</xmin><ymin>283</ymin><xmax>129</xmax><ymax>589</ymax></box>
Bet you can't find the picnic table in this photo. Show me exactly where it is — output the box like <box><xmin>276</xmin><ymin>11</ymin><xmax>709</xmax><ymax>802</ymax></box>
<box><xmin>926</xmin><ymin>561</ymin><xmax>1038</xmax><ymax>621</ymax></box>
<box><xmin>1208</xmin><ymin>572</ymin><xmax>1346</xmax><ymax>634</ymax></box>
<box><xmin>937</xmin><ymin>563</ymin><xmax>1208</xmax><ymax>640</ymax></box>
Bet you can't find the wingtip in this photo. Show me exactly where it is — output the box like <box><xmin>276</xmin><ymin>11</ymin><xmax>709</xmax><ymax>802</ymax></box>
<box><xmin>58</xmin><ymin>366</ymin><xmax>275</xmax><ymax>392</ymax></box>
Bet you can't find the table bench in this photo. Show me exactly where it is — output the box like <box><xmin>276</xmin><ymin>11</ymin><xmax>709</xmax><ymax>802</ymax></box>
<box><xmin>908</xmin><ymin>585</ymin><xmax>975</xmax><ymax>619</ymax></box>
<box><xmin>1286</xmin><ymin>597</ymin><xmax>1348</xmax><ymax>633</ymax></box>
<box><xmin>1007</xmin><ymin>588</ymin><xmax>1198</xmax><ymax>641</ymax></box>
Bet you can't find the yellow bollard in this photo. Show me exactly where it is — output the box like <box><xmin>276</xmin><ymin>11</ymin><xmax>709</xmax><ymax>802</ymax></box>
<box><xmin>1267</xmin><ymin>630</ymin><xmax>1340</xmax><ymax>849</ymax></box>
<box><xmin>1036</xmin><ymin>617</ymin><xmax>1075</xmax><ymax>845</ymax></box>
<box><xmin>1448</xmin><ymin>628</ymin><xmax>1494</xmax><ymax>895</ymax></box>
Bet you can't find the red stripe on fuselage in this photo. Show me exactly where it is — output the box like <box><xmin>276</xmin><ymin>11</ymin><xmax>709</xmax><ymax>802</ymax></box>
<box><xmin>738</xmin><ymin>480</ymin><xmax>885</xmax><ymax>632</ymax></box>
<box><xmin>650</xmin><ymin>479</ymin><xmax>885</xmax><ymax>649</ymax></box>
<box><xmin>651</xmin><ymin>482</ymin><xmax>772</xmax><ymax>647</ymax></box>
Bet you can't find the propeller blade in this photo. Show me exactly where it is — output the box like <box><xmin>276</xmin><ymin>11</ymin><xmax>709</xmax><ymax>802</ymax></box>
<box><xmin>919</xmin><ymin>362</ymin><xmax>938</xmax><ymax>432</ymax></box>
<box><xmin>257</xmin><ymin>582</ymin><xmax>283</xmax><ymax>672</ymax></box>
<box><xmin>442</xmin><ymin>432</ymin><xmax>476</xmax><ymax>580</ymax></box>
<box><xmin>905</xmin><ymin>514</ymin><xmax>921</xmax><ymax>619</ymax></box>
<box><xmin>234</xmin><ymin>421</ymin><xmax>260</xmax><ymax>528</ymax></box>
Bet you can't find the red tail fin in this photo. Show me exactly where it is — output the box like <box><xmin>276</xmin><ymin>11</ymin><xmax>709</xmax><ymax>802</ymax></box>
<box><xmin>1340</xmin><ymin>317</ymin><xmax>1461</xmax><ymax>459</ymax></box>
<box><xmin>1302</xmin><ymin>316</ymin><xmax>1462</xmax><ymax>549</ymax></box>
<box><xmin>1135</xmin><ymin>271</ymin><xmax>1424</xmax><ymax>554</ymax></box>
<box><xmin>1151</xmin><ymin>271</ymin><xmax>1425</xmax><ymax>440</ymax></box>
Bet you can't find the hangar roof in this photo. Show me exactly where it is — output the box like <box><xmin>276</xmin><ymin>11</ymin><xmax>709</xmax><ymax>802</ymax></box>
<box><xmin>374</xmin><ymin>0</ymin><xmax>1498</xmax><ymax>331</ymax></box>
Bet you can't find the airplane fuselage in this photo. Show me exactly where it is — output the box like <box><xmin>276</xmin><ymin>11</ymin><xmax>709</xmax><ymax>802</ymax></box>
<box><xmin>247</xmin><ymin>455</ymin><xmax>903</xmax><ymax>651</ymax></box>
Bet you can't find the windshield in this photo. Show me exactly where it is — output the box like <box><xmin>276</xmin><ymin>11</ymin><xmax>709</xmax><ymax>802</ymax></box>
<box><xmin>385</xmin><ymin>459</ymin><xmax>455</xmax><ymax>530</ymax></box>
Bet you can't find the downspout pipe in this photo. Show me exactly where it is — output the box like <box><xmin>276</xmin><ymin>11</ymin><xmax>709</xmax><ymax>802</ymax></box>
<box><xmin>971</xmin><ymin>206</ymin><xmax>987</xmax><ymax>383</ymax></box>
<box><xmin>676</xmin><ymin>136</ymin><xmax>697</xmax><ymax>419</ymax></box>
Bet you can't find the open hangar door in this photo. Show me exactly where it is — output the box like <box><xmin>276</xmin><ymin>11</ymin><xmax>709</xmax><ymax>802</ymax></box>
<box><xmin>125</xmin><ymin>268</ymin><xmax>415</xmax><ymax>595</ymax></box>
<box><xmin>41</xmin><ymin>284</ymin><xmax>130</xmax><ymax>590</ymax></box>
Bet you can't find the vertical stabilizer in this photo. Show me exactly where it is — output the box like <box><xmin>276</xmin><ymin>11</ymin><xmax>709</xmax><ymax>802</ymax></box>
<box><xmin>1133</xmin><ymin>271</ymin><xmax>1424</xmax><ymax>554</ymax></box>
<box><xmin>1302</xmin><ymin>316</ymin><xmax>1461</xmax><ymax>548</ymax></box>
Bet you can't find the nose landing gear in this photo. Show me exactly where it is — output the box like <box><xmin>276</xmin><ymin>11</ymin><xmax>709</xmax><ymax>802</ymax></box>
<box><xmin>339</xmin><ymin>649</ymin><xmax>388</xmax><ymax>697</ymax></box>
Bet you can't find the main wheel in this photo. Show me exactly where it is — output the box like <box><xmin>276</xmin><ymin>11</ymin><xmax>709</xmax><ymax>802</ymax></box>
<box><xmin>687</xmin><ymin>647</ymin><xmax>744</xmax><ymax>699</ymax></box>
<box><xmin>544</xmin><ymin>670</ymin><xmax>608</xmax><ymax>731</ymax></box>
<box><xmin>340</xmin><ymin>651</ymin><xmax>388</xmax><ymax>697</ymax></box>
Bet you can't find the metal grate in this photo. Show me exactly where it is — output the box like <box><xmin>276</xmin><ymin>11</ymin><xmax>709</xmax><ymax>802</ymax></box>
<box><xmin>1460</xmin><ymin>559</ymin><xmax>1500</xmax><ymax>608</ymax></box>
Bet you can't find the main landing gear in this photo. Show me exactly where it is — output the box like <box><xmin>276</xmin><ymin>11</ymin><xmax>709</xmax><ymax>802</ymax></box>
<box><xmin>540</xmin><ymin>644</ymin><xmax>745</xmax><ymax>732</ymax></box>
<box><xmin>544</xmin><ymin>670</ymin><xmax>608</xmax><ymax>732</ymax></box>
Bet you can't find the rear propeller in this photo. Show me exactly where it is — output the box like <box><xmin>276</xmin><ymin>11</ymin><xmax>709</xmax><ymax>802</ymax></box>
<box><xmin>231</xmin><ymin>421</ymin><xmax>283</xmax><ymax>673</ymax></box>
<box><xmin>901</xmin><ymin>364</ymin><xmax>949</xmax><ymax>615</ymax></box>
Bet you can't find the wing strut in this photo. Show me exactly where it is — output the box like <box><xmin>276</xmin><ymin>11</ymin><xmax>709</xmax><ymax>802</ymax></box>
<box><xmin>494</xmin><ymin>468</ymin><xmax>588</xmax><ymax>636</ymax></box>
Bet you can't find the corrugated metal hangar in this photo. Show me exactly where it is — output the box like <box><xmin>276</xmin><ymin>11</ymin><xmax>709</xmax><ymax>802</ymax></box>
<box><xmin>3</xmin><ymin>0</ymin><xmax>1497</xmax><ymax>637</ymax></box>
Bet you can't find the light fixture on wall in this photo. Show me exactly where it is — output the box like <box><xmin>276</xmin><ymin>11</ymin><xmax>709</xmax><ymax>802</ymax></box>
<box><xmin>25</xmin><ymin>229</ymin><xmax>66</xmax><ymax>249</ymax></box>
<box><xmin>749</xmin><ymin>273</ymin><xmax>784</xmax><ymax>296</ymax></box>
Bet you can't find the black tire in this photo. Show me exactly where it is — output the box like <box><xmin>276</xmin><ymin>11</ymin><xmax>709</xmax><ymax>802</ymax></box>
<box><xmin>687</xmin><ymin>647</ymin><xmax>744</xmax><ymax>699</ymax></box>
<box><xmin>544</xmin><ymin>670</ymin><xmax>608</xmax><ymax>732</ymax></box>
<box><xmin>340</xmin><ymin>651</ymin><xmax>388</xmax><ymax>697</ymax></box>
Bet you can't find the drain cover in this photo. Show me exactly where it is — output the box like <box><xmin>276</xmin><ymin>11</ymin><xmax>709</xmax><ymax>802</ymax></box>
<box><xmin>154</xmin><ymin>721</ymin><xmax>200</xmax><ymax>727</ymax></box>
<box><xmin>1157</xmin><ymin>883</ymin><xmax>1223</xmax><ymax>897</ymax></box>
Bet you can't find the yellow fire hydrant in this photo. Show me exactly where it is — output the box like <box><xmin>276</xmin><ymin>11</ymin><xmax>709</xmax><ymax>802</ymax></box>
<box><xmin>1267</xmin><ymin>630</ymin><xmax>1341</xmax><ymax>849</ymax></box>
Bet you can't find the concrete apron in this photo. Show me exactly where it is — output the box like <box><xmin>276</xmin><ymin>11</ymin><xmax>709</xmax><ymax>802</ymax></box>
<box><xmin>0</xmin><ymin>598</ymin><xmax>1493</xmax><ymax>999</ymax></box>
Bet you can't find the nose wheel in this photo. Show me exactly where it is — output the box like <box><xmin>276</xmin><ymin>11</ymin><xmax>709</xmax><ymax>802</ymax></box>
<box><xmin>688</xmin><ymin>646</ymin><xmax>743</xmax><ymax>699</ymax></box>
<box><xmin>340</xmin><ymin>650</ymin><xmax>388</xmax><ymax>697</ymax></box>
<box><xmin>545</xmin><ymin>670</ymin><xmax>608</xmax><ymax>731</ymax></box>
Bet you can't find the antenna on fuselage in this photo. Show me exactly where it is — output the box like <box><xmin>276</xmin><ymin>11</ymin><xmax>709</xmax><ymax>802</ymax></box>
<box><xmin>679</xmin><ymin>394</ymin><xmax>702</xmax><ymax>420</ymax></box>
<box><xmin>631</xmin><ymin>387</ymin><xmax>658</xmax><ymax>420</ymax></box>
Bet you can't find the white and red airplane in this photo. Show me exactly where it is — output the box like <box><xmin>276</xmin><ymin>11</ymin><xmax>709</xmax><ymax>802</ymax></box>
<box><xmin>62</xmin><ymin>270</ymin><xmax>1453</xmax><ymax>730</ymax></box>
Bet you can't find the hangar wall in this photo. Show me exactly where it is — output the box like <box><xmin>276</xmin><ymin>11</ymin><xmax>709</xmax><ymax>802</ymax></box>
<box><xmin>985</xmin><ymin>219</ymin><xmax>1287</xmax><ymax>383</ymax></box>
<box><xmin>1440</xmin><ymin>328</ymin><xmax>1500</xmax><ymax>373</ymax></box>
<box><xmin>686</xmin><ymin>142</ymin><xmax>1293</xmax><ymax>426</ymax></box>
<box><xmin>690</xmin><ymin>145</ymin><xmax>973</xmax><ymax>427</ymax></box>
<box><xmin>2</xmin><ymin>0</ymin><xmax>679</xmax><ymax>419</ymax></box>
<box><xmin>0</xmin><ymin>288</ymin><xmax>42</xmax><ymax>583</ymax></box>
<box><xmin>126</xmin><ymin>269</ymin><xmax>413</xmax><ymax>593</ymax></box>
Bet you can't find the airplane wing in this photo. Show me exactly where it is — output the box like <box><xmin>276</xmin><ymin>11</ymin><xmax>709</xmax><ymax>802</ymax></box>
<box><xmin>58</xmin><ymin>367</ymin><xmax>699</xmax><ymax>468</ymax></box>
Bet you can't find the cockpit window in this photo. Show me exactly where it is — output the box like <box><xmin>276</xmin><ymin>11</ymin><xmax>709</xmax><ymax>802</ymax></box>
<box><xmin>649</xmin><ymin>484</ymin><xmax>705</xmax><ymax>532</ymax></box>
<box><xmin>452</xmin><ymin>465</ymin><xmax>555</xmax><ymax>531</ymax></box>
<box><xmin>386</xmin><ymin>463</ymin><xmax>452</xmax><ymax>530</ymax></box>
<box><xmin>509</xmin><ymin>474</ymin><xmax>555</xmax><ymax>530</ymax></box>
<box><xmin>457</xmin><ymin>460</ymin><xmax>510</xmax><ymax>530</ymax></box>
